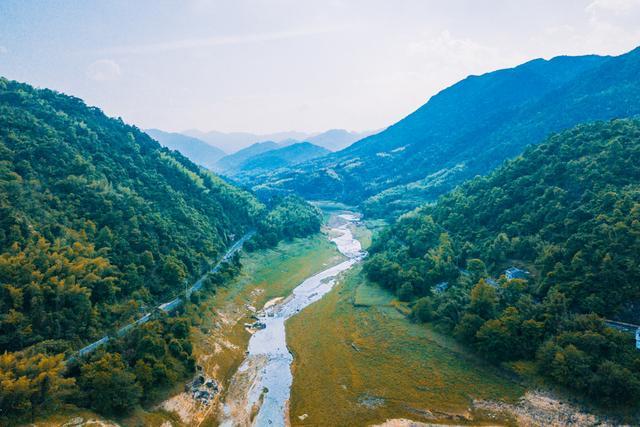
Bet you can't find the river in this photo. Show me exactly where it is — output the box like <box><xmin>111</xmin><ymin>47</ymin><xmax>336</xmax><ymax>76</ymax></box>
<box><xmin>219</xmin><ymin>213</ymin><xmax>365</xmax><ymax>426</ymax></box>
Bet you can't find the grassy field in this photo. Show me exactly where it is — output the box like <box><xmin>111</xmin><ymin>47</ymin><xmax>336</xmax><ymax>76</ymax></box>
<box><xmin>287</xmin><ymin>266</ymin><xmax>525</xmax><ymax>426</ymax></box>
<box><xmin>188</xmin><ymin>233</ymin><xmax>345</xmax><ymax>425</ymax></box>
<box><xmin>36</xmin><ymin>233</ymin><xmax>345</xmax><ymax>427</ymax></box>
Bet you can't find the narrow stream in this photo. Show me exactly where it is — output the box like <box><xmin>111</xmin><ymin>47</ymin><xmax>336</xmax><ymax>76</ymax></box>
<box><xmin>220</xmin><ymin>213</ymin><xmax>365</xmax><ymax>426</ymax></box>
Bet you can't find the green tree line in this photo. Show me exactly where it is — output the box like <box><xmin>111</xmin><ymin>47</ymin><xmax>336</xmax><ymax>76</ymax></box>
<box><xmin>365</xmin><ymin>119</ymin><xmax>640</xmax><ymax>405</ymax></box>
<box><xmin>0</xmin><ymin>78</ymin><xmax>322</xmax><ymax>422</ymax></box>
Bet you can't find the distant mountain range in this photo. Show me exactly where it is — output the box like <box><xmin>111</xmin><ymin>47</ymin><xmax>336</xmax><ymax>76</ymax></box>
<box><xmin>146</xmin><ymin>127</ymin><xmax>373</xmax><ymax>178</ymax></box>
<box><xmin>226</xmin><ymin>142</ymin><xmax>330</xmax><ymax>180</ymax></box>
<box><xmin>145</xmin><ymin>128</ymin><xmax>226</xmax><ymax>170</ymax></box>
<box><xmin>306</xmin><ymin>129</ymin><xmax>377</xmax><ymax>151</ymax></box>
<box><xmin>214</xmin><ymin>141</ymin><xmax>281</xmax><ymax>172</ymax></box>
<box><xmin>182</xmin><ymin>129</ymin><xmax>309</xmax><ymax>153</ymax></box>
<box><xmin>249</xmin><ymin>47</ymin><xmax>640</xmax><ymax>217</ymax></box>
<box><xmin>180</xmin><ymin>128</ymin><xmax>373</xmax><ymax>154</ymax></box>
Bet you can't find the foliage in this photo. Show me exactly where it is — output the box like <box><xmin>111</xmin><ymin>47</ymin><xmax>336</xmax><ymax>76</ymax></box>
<box><xmin>0</xmin><ymin>78</ymin><xmax>264</xmax><ymax>354</ymax></box>
<box><xmin>247</xmin><ymin>195</ymin><xmax>323</xmax><ymax>250</ymax></box>
<box><xmin>365</xmin><ymin>119</ymin><xmax>640</xmax><ymax>404</ymax></box>
<box><xmin>0</xmin><ymin>78</ymin><xmax>322</xmax><ymax>421</ymax></box>
<box><xmin>252</xmin><ymin>48</ymin><xmax>640</xmax><ymax>218</ymax></box>
<box><xmin>0</xmin><ymin>352</ymin><xmax>74</xmax><ymax>421</ymax></box>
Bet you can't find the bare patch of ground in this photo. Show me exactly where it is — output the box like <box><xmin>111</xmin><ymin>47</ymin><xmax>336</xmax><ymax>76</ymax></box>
<box><xmin>474</xmin><ymin>390</ymin><xmax>621</xmax><ymax>427</ymax></box>
<box><xmin>158</xmin><ymin>392</ymin><xmax>201</xmax><ymax>425</ymax></box>
<box><xmin>217</xmin><ymin>354</ymin><xmax>269</xmax><ymax>426</ymax></box>
<box><xmin>371</xmin><ymin>420</ymin><xmax>466</xmax><ymax>427</ymax></box>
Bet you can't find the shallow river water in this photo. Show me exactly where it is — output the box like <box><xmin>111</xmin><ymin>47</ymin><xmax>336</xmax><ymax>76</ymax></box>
<box><xmin>220</xmin><ymin>213</ymin><xmax>365</xmax><ymax>426</ymax></box>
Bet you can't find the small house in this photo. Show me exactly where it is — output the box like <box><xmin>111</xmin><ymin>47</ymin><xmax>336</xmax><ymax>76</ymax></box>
<box><xmin>433</xmin><ymin>281</ymin><xmax>449</xmax><ymax>293</ymax></box>
<box><xmin>505</xmin><ymin>267</ymin><xmax>529</xmax><ymax>280</ymax></box>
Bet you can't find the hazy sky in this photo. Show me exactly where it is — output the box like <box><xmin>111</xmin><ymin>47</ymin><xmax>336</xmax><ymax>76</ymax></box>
<box><xmin>1</xmin><ymin>0</ymin><xmax>639</xmax><ymax>133</ymax></box>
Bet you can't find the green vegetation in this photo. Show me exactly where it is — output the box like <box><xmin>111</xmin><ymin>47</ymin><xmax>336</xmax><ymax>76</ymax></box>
<box><xmin>364</xmin><ymin>119</ymin><xmax>640</xmax><ymax>406</ymax></box>
<box><xmin>188</xmin><ymin>232</ymin><xmax>345</xmax><ymax>424</ymax></box>
<box><xmin>287</xmin><ymin>267</ymin><xmax>523</xmax><ymax>426</ymax></box>
<box><xmin>225</xmin><ymin>141</ymin><xmax>329</xmax><ymax>180</ymax></box>
<box><xmin>214</xmin><ymin>141</ymin><xmax>280</xmax><ymax>173</ymax></box>
<box><xmin>253</xmin><ymin>48</ymin><xmax>640</xmax><ymax>218</ymax></box>
<box><xmin>0</xmin><ymin>78</ymin><xmax>321</xmax><ymax>423</ymax></box>
<box><xmin>248</xmin><ymin>195</ymin><xmax>323</xmax><ymax>250</ymax></box>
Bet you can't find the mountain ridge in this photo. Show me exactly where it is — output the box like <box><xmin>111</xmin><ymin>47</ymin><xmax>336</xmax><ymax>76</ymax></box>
<box><xmin>249</xmin><ymin>48</ymin><xmax>640</xmax><ymax>217</ymax></box>
<box><xmin>145</xmin><ymin>128</ymin><xmax>226</xmax><ymax>170</ymax></box>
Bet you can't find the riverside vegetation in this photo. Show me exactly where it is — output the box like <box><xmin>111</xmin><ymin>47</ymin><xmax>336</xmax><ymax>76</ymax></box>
<box><xmin>364</xmin><ymin>119</ymin><xmax>640</xmax><ymax>410</ymax></box>
<box><xmin>287</xmin><ymin>224</ymin><xmax>524</xmax><ymax>426</ymax></box>
<box><xmin>0</xmin><ymin>78</ymin><xmax>322</xmax><ymax>423</ymax></box>
<box><xmin>4</xmin><ymin>45</ymin><xmax>640</xmax><ymax>427</ymax></box>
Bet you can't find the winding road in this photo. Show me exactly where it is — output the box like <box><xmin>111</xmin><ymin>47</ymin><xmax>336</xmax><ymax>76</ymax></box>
<box><xmin>74</xmin><ymin>230</ymin><xmax>255</xmax><ymax>359</ymax></box>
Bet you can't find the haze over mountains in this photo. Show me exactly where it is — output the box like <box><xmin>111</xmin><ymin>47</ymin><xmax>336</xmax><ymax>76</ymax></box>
<box><xmin>147</xmin><ymin>127</ymin><xmax>374</xmax><ymax>179</ymax></box>
<box><xmin>180</xmin><ymin>128</ymin><xmax>373</xmax><ymax>154</ymax></box>
<box><xmin>227</xmin><ymin>142</ymin><xmax>330</xmax><ymax>179</ymax></box>
<box><xmin>145</xmin><ymin>128</ymin><xmax>227</xmax><ymax>170</ymax></box>
<box><xmin>250</xmin><ymin>47</ymin><xmax>640</xmax><ymax>217</ymax></box>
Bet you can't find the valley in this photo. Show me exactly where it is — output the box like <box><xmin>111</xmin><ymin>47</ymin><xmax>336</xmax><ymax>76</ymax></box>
<box><xmin>4</xmin><ymin>5</ymin><xmax>640</xmax><ymax>424</ymax></box>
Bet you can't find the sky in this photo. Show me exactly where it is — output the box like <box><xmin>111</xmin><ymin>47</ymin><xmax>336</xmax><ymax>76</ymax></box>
<box><xmin>1</xmin><ymin>0</ymin><xmax>639</xmax><ymax>134</ymax></box>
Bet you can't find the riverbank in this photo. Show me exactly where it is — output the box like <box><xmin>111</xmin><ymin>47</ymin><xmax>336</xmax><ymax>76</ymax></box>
<box><xmin>218</xmin><ymin>212</ymin><xmax>364</xmax><ymax>426</ymax></box>
<box><xmin>286</xmin><ymin>265</ymin><xmax>525</xmax><ymax>426</ymax></box>
<box><xmin>158</xmin><ymin>228</ymin><xmax>346</xmax><ymax>425</ymax></box>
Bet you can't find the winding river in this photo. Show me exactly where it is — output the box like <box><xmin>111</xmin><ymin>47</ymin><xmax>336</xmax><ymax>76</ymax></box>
<box><xmin>220</xmin><ymin>213</ymin><xmax>365</xmax><ymax>426</ymax></box>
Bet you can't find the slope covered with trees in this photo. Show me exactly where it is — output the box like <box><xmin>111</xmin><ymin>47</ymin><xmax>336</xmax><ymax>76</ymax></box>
<box><xmin>252</xmin><ymin>47</ymin><xmax>640</xmax><ymax>218</ymax></box>
<box><xmin>230</xmin><ymin>142</ymin><xmax>329</xmax><ymax>182</ymax></box>
<box><xmin>0</xmin><ymin>78</ymin><xmax>322</xmax><ymax>422</ymax></box>
<box><xmin>214</xmin><ymin>140</ymin><xmax>281</xmax><ymax>173</ymax></box>
<box><xmin>364</xmin><ymin>119</ymin><xmax>640</xmax><ymax>405</ymax></box>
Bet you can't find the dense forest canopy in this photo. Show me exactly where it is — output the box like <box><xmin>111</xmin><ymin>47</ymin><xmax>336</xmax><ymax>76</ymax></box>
<box><xmin>0</xmin><ymin>78</ymin><xmax>263</xmax><ymax>351</ymax></box>
<box><xmin>365</xmin><ymin>119</ymin><xmax>640</xmax><ymax>404</ymax></box>
<box><xmin>250</xmin><ymin>47</ymin><xmax>640</xmax><ymax>218</ymax></box>
<box><xmin>0</xmin><ymin>78</ymin><xmax>322</xmax><ymax>421</ymax></box>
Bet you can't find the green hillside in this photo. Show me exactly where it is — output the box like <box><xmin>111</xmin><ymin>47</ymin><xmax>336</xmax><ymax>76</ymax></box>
<box><xmin>214</xmin><ymin>140</ymin><xmax>281</xmax><ymax>173</ymax></box>
<box><xmin>364</xmin><ymin>119</ymin><xmax>640</xmax><ymax>405</ymax></box>
<box><xmin>232</xmin><ymin>141</ymin><xmax>329</xmax><ymax>181</ymax></box>
<box><xmin>253</xmin><ymin>48</ymin><xmax>640</xmax><ymax>218</ymax></box>
<box><xmin>0</xmin><ymin>78</ymin><xmax>322</xmax><ymax>421</ymax></box>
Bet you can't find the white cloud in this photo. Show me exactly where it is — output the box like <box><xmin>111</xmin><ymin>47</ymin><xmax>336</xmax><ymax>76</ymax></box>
<box><xmin>86</xmin><ymin>59</ymin><xmax>122</xmax><ymax>82</ymax></box>
<box><xmin>586</xmin><ymin>0</ymin><xmax>640</xmax><ymax>27</ymax></box>
<box><xmin>587</xmin><ymin>0</ymin><xmax>640</xmax><ymax>15</ymax></box>
<box><xmin>97</xmin><ymin>27</ymin><xmax>338</xmax><ymax>55</ymax></box>
<box><xmin>407</xmin><ymin>30</ymin><xmax>504</xmax><ymax>67</ymax></box>
<box><xmin>0</xmin><ymin>46</ymin><xmax>7</xmax><ymax>54</ymax></box>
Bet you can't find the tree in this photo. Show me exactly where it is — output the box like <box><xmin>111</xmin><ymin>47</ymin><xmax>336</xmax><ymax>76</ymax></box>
<box><xmin>161</xmin><ymin>256</ymin><xmax>187</xmax><ymax>291</ymax></box>
<box><xmin>475</xmin><ymin>319</ymin><xmax>513</xmax><ymax>362</ymax></box>
<box><xmin>397</xmin><ymin>282</ymin><xmax>414</xmax><ymax>301</ymax></box>
<box><xmin>412</xmin><ymin>297</ymin><xmax>434</xmax><ymax>323</ymax></box>
<box><xmin>78</xmin><ymin>353</ymin><xmax>142</xmax><ymax>415</ymax></box>
<box><xmin>0</xmin><ymin>352</ymin><xmax>74</xmax><ymax>421</ymax></box>
<box><xmin>454</xmin><ymin>313</ymin><xmax>484</xmax><ymax>343</ymax></box>
<box><xmin>466</xmin><ymin>259</ymin><xmax>487</xmax><ymax>284</ymax></box>
<box><xmin>469</xmin><ymin>280</ymin><xmax>497</xmax><ymax>319</ymax></box>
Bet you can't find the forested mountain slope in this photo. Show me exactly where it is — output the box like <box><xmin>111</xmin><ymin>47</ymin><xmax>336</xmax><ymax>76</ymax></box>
<box><xmin>0</xmin><ymin>78</ymin><xmax>323</xmax><ymax>421</ymax></box>
<box><xmin>214</xmin><ymin>140</ymin><xmax>281</xmax><ymax>173</ymax></box>
<box><xmin>230</xmin><ymin>142</ymin><xmax>329</xmax><ymax>181</ymax></box>
<box><xmin>145</xmin><ymin>128</ymin><xmax>226</xmax><ymax>170</ymax></box>
<box><xmin>253</xmin><ymin>47</ymin><xmax>640</xmax><ymax>217</ymax></box>
<box><xmin>0</xmin><ymin>78</ymin><xmax>264</xmax><ymax>351</ymax></box>
<box><xmin>365</xmin><ymin>119</ymin><xmax>640</xmax><ymax>404</ymax></box>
